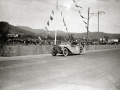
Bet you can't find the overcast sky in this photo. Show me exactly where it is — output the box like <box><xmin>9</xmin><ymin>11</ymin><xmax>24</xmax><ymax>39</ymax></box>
<box><xmin>0</xmin><ymin>0</ymin><xmax>120</xmax><ymax>34</ymax></box>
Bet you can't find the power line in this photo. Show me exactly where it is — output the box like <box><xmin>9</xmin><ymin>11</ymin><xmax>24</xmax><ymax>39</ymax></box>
<box><xmin>94</xmin><ymin>16</ymin><xmax>120</xmax><ymax>28</ymax></box>
<box><xmin>40</xmin><ymin>0</ymin><xmax>88</xmax><ymax>14</ymax></box>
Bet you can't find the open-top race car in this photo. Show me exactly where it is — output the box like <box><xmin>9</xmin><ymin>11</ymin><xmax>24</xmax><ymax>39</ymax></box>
<box><xmin>51</xmin><ymin>42</ymin><xmax>85</xmax><ymax>56</ymax></box>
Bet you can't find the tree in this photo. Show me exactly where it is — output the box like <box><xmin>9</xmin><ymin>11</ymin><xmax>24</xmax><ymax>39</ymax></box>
<box><xmin>104</xmin><ymin>35</ymin><xmax>109</xmax><ymax>41</ymax></box>
<box><xmin>0</xmin><ymin>21</ymin><xmax>9</xmax><ymax>36</ymax></box>
<box><xmin>70</xmin><ymin>34</ymin><xmax>74</xmax><ymax>41</ymax></box>
<box><xmin>0</xmin><ymin>21</ymin><xmax>10</xmax><ymax>56</ymax></box>
<box><xmin>47</xmin><ymin>35</ymin><xmax>53</xmax><ymax>40</ymax></box>
<box><xmin>0</xmin><ymin>21</ymin><xmax>10</xmax><ymax>44</ymax></box>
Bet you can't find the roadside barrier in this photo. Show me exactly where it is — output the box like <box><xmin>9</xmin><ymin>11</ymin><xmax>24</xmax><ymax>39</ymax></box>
<box><xmin>0</xmin><ymin>44</ymin><xmax>120</xmax><ymax>57</ymax></box>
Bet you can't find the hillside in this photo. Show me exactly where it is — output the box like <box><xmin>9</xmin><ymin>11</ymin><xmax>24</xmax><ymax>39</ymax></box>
<box><xmin>9</xmin><ymin>25</ymin><xmax>40</xmax><ymax>36</ymax></box>
<box><xmin>17</xmin><ymin>26</ymin><xmax>68</xmax><ymax>37</ymax></box>
<box><xmin>10</xmin><ymin>25</ymin><xmax>120</xmax><ymax>39</ymax></box>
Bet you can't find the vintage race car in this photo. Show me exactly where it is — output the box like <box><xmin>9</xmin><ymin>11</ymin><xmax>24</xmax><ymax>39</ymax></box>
<box><xmin>51</xmin><ymin>42</ymin><xmax>84</xmax><ymax>56</ymax></box>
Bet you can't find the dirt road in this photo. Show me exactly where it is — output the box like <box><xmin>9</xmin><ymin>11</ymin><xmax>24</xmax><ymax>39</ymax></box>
<box><xmin>0</xmin><ymin>49</ymin><xmax>120</xmax><ymax>90</ymax></box>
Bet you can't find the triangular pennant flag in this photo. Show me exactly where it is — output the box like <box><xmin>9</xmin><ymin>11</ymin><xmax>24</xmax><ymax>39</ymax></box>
<box><xmin>64</xmin><ymin>22</ymin><xmax>66</xmax><ymax>26</ymax></box>
<box><xmin>50</xmin><ymin>16</ymin><xmax>53</xmax><ymax>20</ymax></box>
<box><xmin>82</xmin><ymin>20</ymin><xmax>87</xmax><ymax>24</ymax></box>
<box><xmin>75</xmin><ymin>4</ymin><xmax>82</xmax><ymax>9</ymax></box>
<box><xmin>103</xmin><ymin>12</ymin><xmax>105</xmax><ymax>14</ymax></box>
<box><xmin>47</xmin><ymin>21</ymin><xmax>49</xmax><ymax>26</ymax></box>
<box><xmin>66</xmin><ymin>27</ymin><xmax>68</xmax><ymax>31</ymax></box>
<box><xmin>73</xmin><ymin>0</ymin><xmax>76</xmax><ymax>3</ymax></box>
<box><xmin>80</xmin><ymin>15</ymin><xmax>84</xmax><ymax>18</ymax></box>
<box><xmin>63</xmin><ymin>18</ymin><xmax>65</xmax><ymax>22</ymax></box>
<box><xmin>45</xmin><ymin>26</ymin><xmax>48</xmax><ymax>31</ymax></box>
<box><xmin>52</xmin><ymin>10</ymin><xmax>54</xmax><ymax>15</ymax></box>
<box><xmin>78</xmin><ymin>11</ymin><xmax>81</xmax><ymax>14</ymax></box>
<box><xmin>80</xmin><ymin>15</ymin><xmax>87</xmax><ymax>19</ymax></box>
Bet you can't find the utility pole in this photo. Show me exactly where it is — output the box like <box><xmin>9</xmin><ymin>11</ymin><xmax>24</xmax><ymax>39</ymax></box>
<box><xmin>98</xmin><ymin>11</ymin><xmax>105</xmax><ymax>43</ymax></box>
<box><xmin>98</xmin><ymin>11</ymin><xmax>99</xmax><ymax>33</ymax></box>
<box><xmin>87</xmin><ymin>7</ymin><xmax>90</xmax><ymax>44</ymax></box>
<box><xmin>54</xmin><ymin>0</ymin><xmax>59</xmax><ymax>45</ymax></box>
<box><xmin>89</xmin><ymin>10</ymin><xmax>105</xmax><ymax>44</ymax></box>
<box><xmin>98</xmin><ymin>11</ymin><xmax>100</xmax><ymax>44</ymax></box>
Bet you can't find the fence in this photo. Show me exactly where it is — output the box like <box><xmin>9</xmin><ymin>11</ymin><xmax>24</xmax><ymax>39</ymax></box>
<box><xmin>0</xmin><ymin>44</ymin><xmax>120</xmax><ymax>57</ymax></box>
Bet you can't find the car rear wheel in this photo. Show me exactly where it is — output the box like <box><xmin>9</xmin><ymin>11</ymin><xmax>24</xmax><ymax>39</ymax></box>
<box><xmin>63</xmin><ymin>48</ymin><xmax>68</xmax><ymax>56</ymax></box>
<box><xmin>79</xmin><ymin>46</ymin><xmax>83</xmax><ymax>54</ymax></box>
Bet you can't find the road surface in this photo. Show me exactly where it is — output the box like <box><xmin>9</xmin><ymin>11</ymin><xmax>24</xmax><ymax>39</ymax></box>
<box><xmin>0</xmin><ymin>49</ymin><xmax>120</xmax><ymax>90</ymax></box>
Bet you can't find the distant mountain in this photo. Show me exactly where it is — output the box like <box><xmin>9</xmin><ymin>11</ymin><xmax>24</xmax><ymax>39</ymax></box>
<box><xmin>10</xmin><ymin>25</ymin><xmax>120</xmax><ymax>39</ymax></box>
<box><xmin>17</xmin><ymin>26</ymin><xmax>68</xmax><ymax>37</ymax></box>
<box><xmin>17</xmin><ymin>26</ymin><xmax>43</xmax><ymax>34</ymax></box>
<box><xmin>9</xmin><ymin>25</ymin><xmax>40</xmax><ymax>36</ymax></box>
<box><xmin>88</xmin><ymin>32</ymin><xmax>120</xmax><ymax>39</ymax></box>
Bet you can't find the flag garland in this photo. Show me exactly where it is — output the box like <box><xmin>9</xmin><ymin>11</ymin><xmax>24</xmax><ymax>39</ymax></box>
<box><xmin>44</xmin><ymin>10</ymin><xmax>55</xmax><ymax>31</ymax></box>
<box><xmin>61</xmin><ymin>11</ymin><xmax>68</xmax><ymax>31</ymax></box>
<box><xmin>73</xmin><ymin>0</ymin><xmax>92</xmax><ymax>39</ymax></box>
<box><xmin>61</xmin><ymin>11</ymin><xmax>70</xmax><ymax>38</ymax></box>
<box><xmin>72</xmin><ymin>0</ymin><xmax>88</xmax><ymax>30</ymax></box>
<box><xmin>78</xmin><ymin>11</ymin><xmax>88</xmax><ymax>31</ymax></box>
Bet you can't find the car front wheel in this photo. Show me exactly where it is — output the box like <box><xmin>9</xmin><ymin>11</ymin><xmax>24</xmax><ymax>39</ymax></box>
<box><xmin>63</xmin><ymin>48</ymin><xmax>68</xmax><ymax>56</ymax></box>
<box><xmin>51</xmin><ymin>49</ymin><xmax>57</xmax><ymax>56</ymax></box>
<box><xmin>52</xmin><ymin>52</ymin><xmax>56</xmax><ymax>56</ymax></box>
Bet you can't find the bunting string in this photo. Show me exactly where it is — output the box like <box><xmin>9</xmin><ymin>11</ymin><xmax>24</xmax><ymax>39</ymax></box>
<box><xmin>80</xmin><ymin>15</ymin><xmax>87</xmax><ymax>19</ymax></box>
<box><xmin>72</xmin><ymin>0</ymin><xmax>88</xmax><ymax>30</ymax></box>
<box><xmin>61</xmin><ymin>11</ymin><xmax>68</xmax><ymax>31</ymax></box>
<box><xmin>44</xmin><ymin>10</ymin><xmax>55</xmax><ymax>31</ymax></box>
<box><xmin>73</xmin><ymin>0</ymin><xmax>83</xmax><ymax>9</ymax></box>
<box><xmin>61</xmin><ymin>11</ymin><xmax>70</xmax><ymax>38</ymax></box>
<box><xmin>82</xmin><ymin>20</ymin><xmax>87</xmax><ymax>24</ymax></box>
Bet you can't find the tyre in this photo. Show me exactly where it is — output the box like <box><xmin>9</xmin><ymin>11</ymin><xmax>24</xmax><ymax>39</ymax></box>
<box><xmin>79</xmin><ymin>46</ymin><xmax>83</xmax><ymax>55</ymax></box>
<box><xmin>51</xmin><ymin>49</ymin><xmax>56</xmax><ymax>56</ymax></box>
<box><xmin>63</xmin><ymin>48</ymin><xmax>68</xmax><ymax>56</ymax></box>
<box><xmin>52</xmin><ymin>52</ymin><xmax>56</xmax><ymax>56</ymax></box>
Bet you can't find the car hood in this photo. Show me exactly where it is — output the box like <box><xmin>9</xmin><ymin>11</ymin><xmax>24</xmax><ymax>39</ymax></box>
<box><xmin>59</xmin><ymin>44</ymin><xmax>71</xmax><ymax>47</ymax></box>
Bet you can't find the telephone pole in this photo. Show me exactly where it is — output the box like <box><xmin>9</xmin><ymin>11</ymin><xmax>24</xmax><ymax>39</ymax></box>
<box><xmin>98</xmin><ymin>11</ymin><xmax>105</xmax><ymax>33</ymax></box>
<box><xmin>54</xmin><ymin>0</ymin><xmax>59</xmax><ymax>45</ymax></box>
<box><xmin>88</xmin><ymin>10</ymin><xmax>105</xmax><ymax>44</ymax></box>
<box><xmin>87</xmin><ymin>7</ymin><xmax>90</xmax><ymax>44</ymax></box>
<box><xmin>98</xmin><ymin>11</ymin><xmax>99</xmax><ymax>33</ymax></box>
<box><xmin>98</xmin><ymin>11</ymin><xmax>105</xmax><ymax>43</ymax></box>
